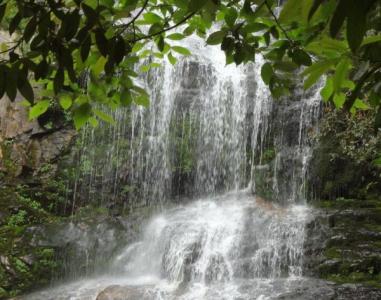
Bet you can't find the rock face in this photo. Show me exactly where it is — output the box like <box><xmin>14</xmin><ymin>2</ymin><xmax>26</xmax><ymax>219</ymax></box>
<box><xmin>252</xmin><ymin>91</ymin><xmax>321</xmax><ymax>205</ymax></box>
<box><xmin>29</xmin><ymin>208</ymin><xmax>148</xmax><ymax>279</ymax></box>
<box><xmin>96</xmin><ymin>285</ymin><xmax>152</xmax><ymax>300</ymax></box>
<box><xmin>0</xmin><ymin>96</ymin><xmax>76</xmax><ymax>177</ymax></box>
<box><xmin>303</xmin><ymin>199</ymin><xmax>381</xmax><ymax>296</ymax></box>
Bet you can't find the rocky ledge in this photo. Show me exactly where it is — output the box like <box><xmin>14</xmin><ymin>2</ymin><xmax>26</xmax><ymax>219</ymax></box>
<box><xmin>304</xmin><ymin>198</ymin><xmax>381</xmax><ymax>298</ymax></box>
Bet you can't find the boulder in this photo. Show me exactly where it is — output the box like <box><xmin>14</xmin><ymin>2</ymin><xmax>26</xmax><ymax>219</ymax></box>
<box><xmin>96</xmin><ymin>285</ymin><xmax>151</xmax><ymax>300</ymax></box>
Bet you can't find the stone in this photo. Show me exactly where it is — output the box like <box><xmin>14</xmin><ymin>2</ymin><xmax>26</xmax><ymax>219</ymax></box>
<box><xmin>96</xmin><ymin>285</ymin><xmax>151</xmax><ymax>300</ymax></box>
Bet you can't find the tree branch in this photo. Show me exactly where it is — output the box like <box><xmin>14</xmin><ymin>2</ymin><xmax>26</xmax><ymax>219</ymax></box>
<box><xmin>119</xmin><ymin>0</ymin><xmax>149</xmax><ymax>35</ymax></box>
<box><xmin>264</xmin><ymin>0</ymin><xmax>293</xmax><ymax>44</ymax></box>
<box><xmin>132</xmin><ymin>11</ymin><xmax>197</xmax><ymax>42</ymax></box>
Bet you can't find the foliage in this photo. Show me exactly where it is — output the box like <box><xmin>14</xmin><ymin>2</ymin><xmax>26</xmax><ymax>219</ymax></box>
<box><xmin>0</xmin><ymin>0</ymin><xmax>380</xmax><ymax>139</ymax></box>
<box><xmin>310</xmin><ymin>107</ymin><xmax>381</xmax><ymax>200</ymax></box>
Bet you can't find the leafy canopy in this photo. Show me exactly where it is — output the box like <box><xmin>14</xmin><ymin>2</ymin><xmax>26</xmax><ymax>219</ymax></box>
<box><xmin>0</xmin><ymin>0</ymin><xmax>380</xmax><ymax>137</ymax></box>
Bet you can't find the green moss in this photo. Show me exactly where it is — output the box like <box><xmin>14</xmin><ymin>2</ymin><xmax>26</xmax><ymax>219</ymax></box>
<box><xmin>324</xmin><ymin>247</ymin><xmax>342</xmax><ymax>259</ymax></box>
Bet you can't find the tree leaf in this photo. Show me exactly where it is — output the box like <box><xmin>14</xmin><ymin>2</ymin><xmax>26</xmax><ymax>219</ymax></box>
<box><xmin>134</xmin><ymin>94</ymin><xmax>150</xmax><ymax>107</ymax></box>
<box><xmin>93</xmin><ymin>108</ymin><xmax>116</xmax><ymax>124</ymax></box>
<box><xmin>320</xmin><ymin>77</ymin><xmax>333</xmax><ymax>102</ymax></box>
<box><xmin>144</xmin><ymin>12</ymin><xmax>162</xmax><ymax>24</ymax></box>
<box><xmin>81</xmin><ymin>34</ymin><xmax>91</xmax><ymax>62</ymax></box>
<box><xmin>0</xmin><ymin>4</ymin><xmax>7</xmax><ymax>23</ymax></box>
<box><xmin>167</xmin><ymin>33</ymin><xmax>185</xmax><ymax>40</ymax></box>
<box><xmin>18</xmin><ymin>78</ymin><xmax>34</xmax><ymax>102</ymax></box>
<box><xmin>95</xmin><ymin>29</ymin><xmax>109</xmax><ymax>57</ymax></box>
<box><xmin>353</xmin><ymin>98</ymin><xmax>369</xmax><ymax>110</ymax></box>
<box><xmin>261</xmin><ymin>62</ymin><xmax>273</xmax><ymax>85</ymax></box>
<box><xmin>23</xmin><ymin>17</ymin><xmax>37</xmax><ymax>42</ymax></box>
<box><xmin>330</xmin><ymin>0</ymin><xmax>347</xmax><ymax>38</ymax></box>
<box><xmin>120</xmin><ymin>88</ymin><xmax>132</xmax><ymax>106</ymax></box>
<box><xmin>73</xmin><ymin>103</ymin><xmax>91</xmax><ymax>129</ymax></box>
<box><xmin>188</xmin><ymin>0</ymin><xmax>207</xmax><ymax>11</ymax></box>
<box><xmin>59</xmin><ymin>94</ymin><xmax>72</xmax><ymax>110</ymax></box>
<box><xmin>225</xmin><ymin>8</ymin><xmax>238</xmax><ymax>27</ymax></box>
<box><xmin>206</xmin><ymin>31</ymin><xmax>225</xmax><ymax>45</ymax></box>
<box><xmin>291</xmin><ymin>48</ymin><xmax>312</xmax><ymax>66</ymax></box>
<box><xmin>361</xmin><ymin>35</ymin><xmax>381</xmax><ymax>46</ymax></box>
<box><xmin>346</xmin><ymin>0</ymin><xmax>366</xmax><ymax>52</ymax></box>
<box><xmin>333</xmin><ymin>57</ymin><xmax>350</xmax><ymax>92</ymax></box>
<box><xmin>113</xmin><ymin>37</ymin><xmax>125</xmax><ymax>64</ymax></box>
<box><xmin>168</xmin><ymin>52</ymin><xmax>177</xmax><ymax>65</ymax></box>
<box><xmin>29</xmin><ymin>100</ymin><xmax>50</xmax><ymax>120</ymax></box>
<box><xmin>172</xmin><ymin>46</ymin><xmax>191</xmax><ymax>56</ymax></box>
<box><xmin>9</xmin><ymin>12</ymin><xmax>21</xmax><ymax>35</ymax></box>
<box><xmin>5</xmin><ymin>67</ymin><xmax>17</xmax><ymax>101</ymax></box>
<box><xmin>333</xmin><ymin>92</ymin><xmax>345</xmax><ymax>108</ymax></box>
<box><xmin>308</xmin><ymin>0</ymin><xmax>324</xmax><ymax>21</ymax></box>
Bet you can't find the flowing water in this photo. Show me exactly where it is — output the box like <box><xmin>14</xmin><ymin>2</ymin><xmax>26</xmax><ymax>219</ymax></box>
<box><xmin>25</xmin><ymin>34</ymin><xmax>322</xmax><ymax>299</ymax></box>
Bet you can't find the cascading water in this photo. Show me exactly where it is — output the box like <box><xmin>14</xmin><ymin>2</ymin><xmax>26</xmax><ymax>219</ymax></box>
<box><xmin>25</xmin><ymin>33</ymin><xmax>323</xmax><ymax>299</ymax></box>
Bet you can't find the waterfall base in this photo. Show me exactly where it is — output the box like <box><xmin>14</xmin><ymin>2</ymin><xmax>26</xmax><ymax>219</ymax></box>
<box><xmin>22</xmin><ymin>190</ymin><xmax>321</xmax><ymax>300</ymax></box>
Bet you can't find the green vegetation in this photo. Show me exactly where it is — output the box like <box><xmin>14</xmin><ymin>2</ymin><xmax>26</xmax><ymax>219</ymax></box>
<box><xmin>0</xmin><ymin>0</ymin><xmax>379</xmax><ymax>158</ymax></box>
<box><xmin>0</xmin><ymin>185</ymin><xmax>60</xmax><ymax>298</ymax></box>
<box><xmin>310</xmin><ymin>108</ymin><xmax>381</xmax><ymax>200</ymax></box>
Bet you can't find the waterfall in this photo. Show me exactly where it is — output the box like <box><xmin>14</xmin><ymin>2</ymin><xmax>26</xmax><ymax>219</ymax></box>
<box><xmin>26</xmin><ymin>34</ymin><xmax>323</xmax><ymax>299</ymax></box>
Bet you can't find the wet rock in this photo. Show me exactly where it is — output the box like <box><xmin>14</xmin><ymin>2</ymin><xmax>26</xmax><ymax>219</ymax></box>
<box><xmin>96</xmin><ymin>285</ymin><xmax>151</xmax><ymax>300</ymax></box>
<box><xmin>304</xmin><ymin>200</ymin><xmax>381</xmax><ymax>291</ymax></box>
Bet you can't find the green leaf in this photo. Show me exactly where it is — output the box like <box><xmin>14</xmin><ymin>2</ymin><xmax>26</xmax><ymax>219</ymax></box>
<box><xmin>346</xmin><ymin>0</ymin><xmax>366</xmax><ymax>52</ymax></box>
<box><xmin>308</xmin><ymin>0</ymin><xmax>324</xmax><ymax>20</ymax></box>
<box><xmin>188</xmin><ymin>0</ymin><xmax>207</xmax><ymax>11</ymax></box>
<box><xmin>29</xmin><ymin>100</ymin><xmax>50</xmax><ymax>120</ymax></box>
<box><xmin>333</xmin><ymin>92</ymin><xmax>345</xmax><ymax>108</ymax></box>
<box><xmin>172</xmin><ymin>46</ymin><xmax>191</xmax><ymax>56</ymax></box>
<box><xmin>120</xmin><ymin>89</ymin><xmax>133</xmax><ymax>106</ymax></box>
<box><xmin>302</xmin><ymin>59</ymin><xmax>336</xmax><ymax>89</ymax></box>
<box><xmin>82</xmin><ymin>3</ymin><xmax>98</xmax><ymax>21</ymax></box>
<box><xmin>144</xmin><ymin>12</ymin><xmax>162</xmax><ymax>24</ymax></box>
<box><xmin>206</xmin><ymin>31</ymin><xmax>225</xmax><ymax>45</ymax></box>
<box><xmin>93</xmin><ymin>109</ymin><xmax>116</xmax><ymax>124</ymax></box>
<box><xmin>88</xmin><ymin>116</ymin><xmax>99</xmax><ymax>127</ymax></box>
<box><xmin>168</xmin><ymin>52</ymin><xmax>177</xmax><ymax>65</ymax></box>
<box><xmin>373</xmin><ymin>156</ymin><xmax>381</xmax><ymax>166</ymax></box>
<box><xmin>167</xmin><ymin>33</ymin><xmax>185</xmax><ymax>40</ymax></box>
<box><xmin>9</xmin><ymin>12</ymin><xmax>21</xmax><ymax>35</ymax></box>
<box><xmin>0</xmin><ymin>4</ymin><xmax>7</xmax><ymax>24</ymax></box>
<box><xmin>81</xmin><ymin>35</ymin><xmax>91</xmax><ymax>62</ymax></box>
<box><xmin>92</xmin><ymin>56</ymin><xmax>107</xmax><ymax>76</ymax></box>
<box><xmin>225</xmin><ymin>8</ymin><xmax>238</xmax><ymax>27</ymax></box>
<box><xmin>261</xmin><ymin>62</ymin><xmax>273</xmax><ymax>85</ymax></box>
<box><xmin>73</xmin><ymin>103</ymin><xmax>91</xmax><ymax>129</ymax></box>
<box><xmin>369</xmin><ymin>92</ymin><xmax>380</xmax><ymax>107</ymax></box>
<box><xmin>320</xmin><ymin>77</ymin><xmax>333</xmax><ymax>102</ymax></box>
<box><xmin>291</xmin><ymin>48</ymin><xmax>312</xmax><ymax>66</ymax></box>
<box><xmin>95</xmin><ymin>29</ymin><xmax>109</xmax><ymax>57</ymax></box>
<box><xmin>5</xmin><ymin>67</ymin><xmax>17</xmax><ymax>101</ymax></box>
<box><xmin>18</xmin><ymin>79</ymin><xmax>34</xmax><ymax>103</ymax></box>
<box><xmin>24</xmin><ymin>17</ymin><xmax>37</xmax><ymax>42</ymax></box>
<box><xmin>244</xmin><ymin>22</ymin><xmax>268</xmax><ymax>33</ymax></box>
<box><xmin>132</xmin><ymin>42</ymin><xmax>144</xmax><ymax>53</ymax></box>
<box><xmin>113</xmin><ymin>37</ymin><xmax>125</xmax><ymax>64</ymax></box>
<box><xmin>279</xmin><ymin>0</ymin><xmax>313</xmax><ymax>25</ymax></box>
<box><xmin>361</xmin><ymin>35</ymin><xmax>381</xmax><ymax>46</ymax></box>
<box><xmin>134</xmin><ymin>94</ymin><xmax>150</xmax><ymax>107</ymax></box>
<box><xmin>353</xmin><ymin>98</ymin><xmax>369</xmax><ymax>110</ymax></box>
<box><xmin>59</xmin><ymin>94</ymin><xmax>72</xmax><ymax>110</ymax></box>
<box><xmin>333</xmin><ymin>57</ymin><xmax>350</xmax><ymax>92</ymax></box>
<box><xmin>330</xmin><ymin>0</ymin><xmax>347</xmax><ymax>38</ymax></box>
